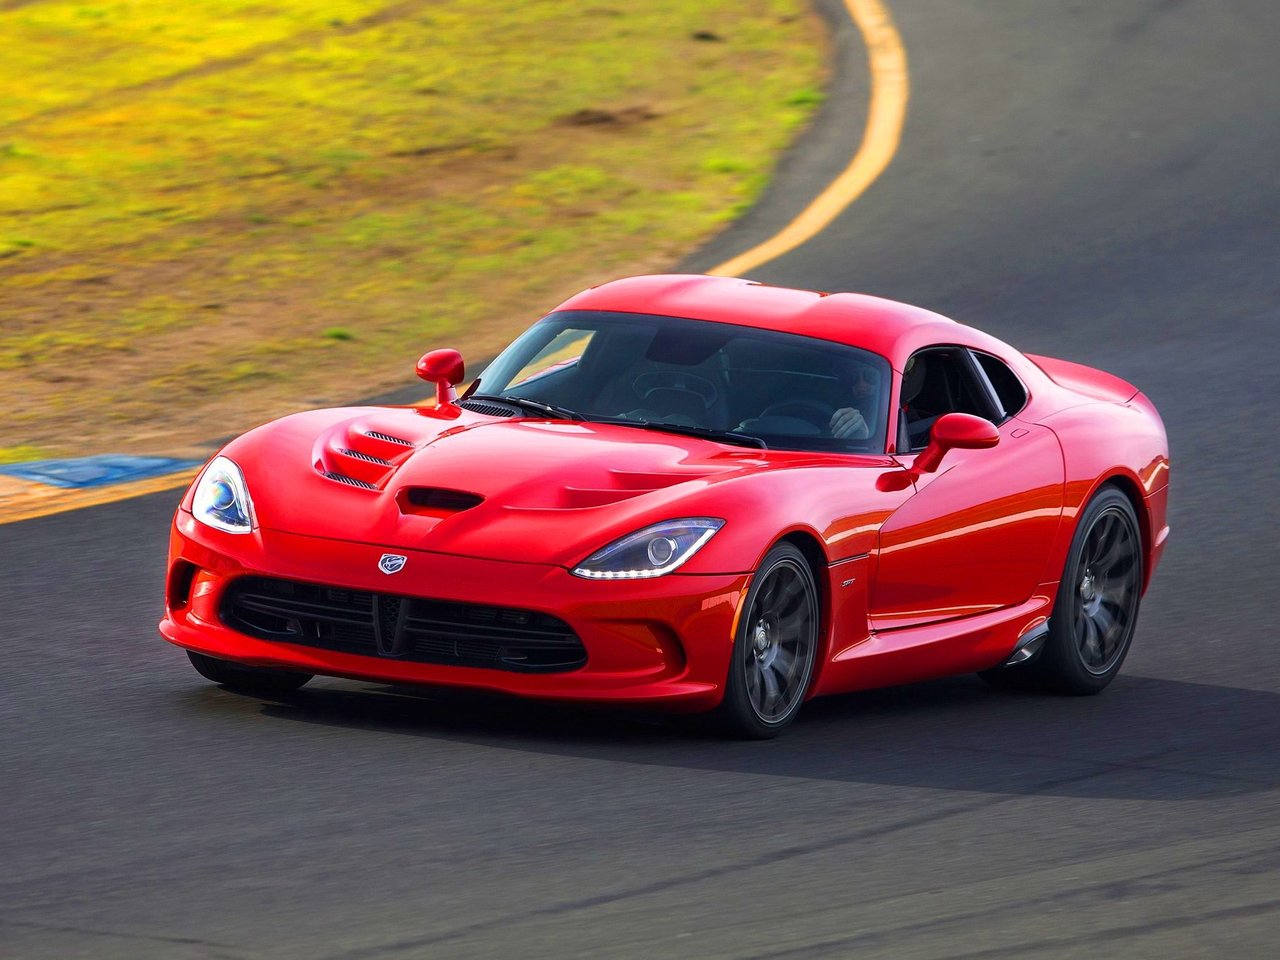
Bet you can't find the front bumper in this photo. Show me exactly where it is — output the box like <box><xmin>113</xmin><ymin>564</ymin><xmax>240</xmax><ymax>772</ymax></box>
<box><xmin>160</xmin><ymin>510</ymin><xmax>751</xmax><ymax>710</ymax></box>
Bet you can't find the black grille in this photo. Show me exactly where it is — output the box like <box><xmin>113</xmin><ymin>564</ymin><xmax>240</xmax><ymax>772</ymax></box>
<box><xmin>460</xmin><ymin>399</ymin><xmax>521</xmax><ymax>418</ymax></box>
<box><xmin>220</xmin><ymin>576</ymin><xmax>586</xmax><ymax>672</ymax></box>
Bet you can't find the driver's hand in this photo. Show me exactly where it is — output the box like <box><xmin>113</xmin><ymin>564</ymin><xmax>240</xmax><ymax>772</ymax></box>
<box><xmin>830</xmin><ymin>407</ymin><xmax>869</xmax><ymax>439</ymax></box>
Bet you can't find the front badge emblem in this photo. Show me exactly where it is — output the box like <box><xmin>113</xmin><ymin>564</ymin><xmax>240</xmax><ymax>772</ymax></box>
<box><xmin>378</xmin><ymin>554</ymin><xmax>407</xmax><ymax>575</ymax></box>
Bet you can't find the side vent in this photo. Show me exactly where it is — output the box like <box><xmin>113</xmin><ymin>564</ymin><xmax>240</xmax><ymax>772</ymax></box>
<box><xmin>400</xmin><ymin>487</ymin><xmax>484</xmax><ymax>516</ymax></box>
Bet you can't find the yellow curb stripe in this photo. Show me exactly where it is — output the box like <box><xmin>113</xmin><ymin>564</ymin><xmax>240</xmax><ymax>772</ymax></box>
<box><xmin>708</xmin><ymin>0</ymin><xmax>909</xmax><ymax>277</ymax></box>
<box><xmin>0</xmin><ymin>468</ymin><xmax>198</xmax><ymax>526</ymax></box>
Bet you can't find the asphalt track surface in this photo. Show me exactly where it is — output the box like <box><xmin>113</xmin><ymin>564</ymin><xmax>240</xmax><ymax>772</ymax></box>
<box><xmin>4</xmin><ymin>1</ymin><xmax>1280</xmax><ymax>957</ymax></box>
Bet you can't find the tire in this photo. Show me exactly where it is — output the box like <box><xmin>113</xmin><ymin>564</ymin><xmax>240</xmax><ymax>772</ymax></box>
<box><xmin>715</xmin><ymin>543</ymin><xmax>819</xmax><ymax>738</ymax></box>
<box><xmin>984</xmin><ymin>486</ymin><xmax>1143</xmax><ymax>694</ymax></box>
<box><xmin>187</xmin><ymin>650</ymin><xmax>312</xmax><ymax>697</ymax></box>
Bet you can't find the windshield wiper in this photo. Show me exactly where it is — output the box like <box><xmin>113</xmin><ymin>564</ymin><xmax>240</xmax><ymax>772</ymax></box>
<box><xmin>596</xmin><ymin>418</ymin><xmax>767</xmax><ymax>449</ymax></box>
<box><xmin>468</xmin><ymin>393</ymin><xmax>584</xmax><ymax>421</ymax></box>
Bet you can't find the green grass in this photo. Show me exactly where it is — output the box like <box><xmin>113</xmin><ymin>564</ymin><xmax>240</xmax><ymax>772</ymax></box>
<box><xmin>0</xmin><ymin>0</ymin><xmax>825</xmax><ymax>455</ymax></box>
<box><xmin>0</xmin><ymin>445</ymin><xmax>47</xmax><ymax>465</ymax></box>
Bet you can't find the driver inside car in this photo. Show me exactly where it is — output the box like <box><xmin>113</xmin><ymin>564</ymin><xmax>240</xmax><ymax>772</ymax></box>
<box><xmin>828</xmin><ymin>361</ymin><xmax>879</xmax><ymax>439</ymax></box>
<box><xmin>732</xmin><ymin>358</ymin><xmax>880</xmax><ymax>441</ymax></box>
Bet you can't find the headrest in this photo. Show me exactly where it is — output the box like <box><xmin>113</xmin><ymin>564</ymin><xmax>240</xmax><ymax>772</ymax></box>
<box><xmin>901</xmin><ymin>355</ymin><xmax>927</xmax><ymax>405</ymax></box>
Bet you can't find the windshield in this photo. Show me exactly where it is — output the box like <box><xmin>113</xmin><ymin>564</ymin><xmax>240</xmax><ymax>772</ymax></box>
<box><xmin>476</xmin><ymin>311</ymin><xmax>892</xmax><ymax>453</ymax></box>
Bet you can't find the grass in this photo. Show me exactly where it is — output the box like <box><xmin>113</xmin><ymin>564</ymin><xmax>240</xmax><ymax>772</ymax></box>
<box><xmin>0</xmin><ymin>0</ymin><xmax>825</xmax><ymax>458</ymax></box>
<box><xmin>0</xmin><ymin>445</ymin><xmax>48</xmax><ymax>465</ymax></box>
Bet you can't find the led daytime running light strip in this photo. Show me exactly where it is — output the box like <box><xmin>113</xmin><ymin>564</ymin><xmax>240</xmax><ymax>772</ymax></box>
<box><xmin>573</xmin><ymin>528</ymin><xmax>718</xmax><ymax>579</ymax></box>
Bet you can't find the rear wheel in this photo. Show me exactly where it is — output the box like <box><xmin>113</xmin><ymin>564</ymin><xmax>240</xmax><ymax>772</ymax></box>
<box><xmin>187</xmin><ymin>650</ymin><xmax>312</xmax><ymax>697</ymax></box>
<box><xmin>983</xmin><ymin>486</ymin><xmax>1143</xmax><ymax>694</ymax></box>
<box><xmin>716</xmin><ymin>543</ymin><xmax>818</xmax><ymax>738</ymax></box>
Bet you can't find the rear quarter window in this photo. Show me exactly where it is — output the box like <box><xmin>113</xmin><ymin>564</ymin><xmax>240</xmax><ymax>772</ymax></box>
<box><xmin>974</xmin><ymin>352</ymin><xmax>1028</xmax><ymax>416</ymax></box>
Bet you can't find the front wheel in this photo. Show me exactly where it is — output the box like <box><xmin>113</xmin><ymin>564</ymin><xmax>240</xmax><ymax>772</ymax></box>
<box><xmin>187</xmin><ymin>650</ymin><xmax>312</xmax><ymax>697</ymax></box>
<box><xmin>715</xmin><ymin>543</ymin><xmax>819</xmax><ymax>738</ymax></box>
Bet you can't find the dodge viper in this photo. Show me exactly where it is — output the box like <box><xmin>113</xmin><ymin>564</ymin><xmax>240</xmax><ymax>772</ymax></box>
<box><xmin>160</xmin><ymin>275</ymin><xmax>1169</xmax><ymax>737</ymax></box>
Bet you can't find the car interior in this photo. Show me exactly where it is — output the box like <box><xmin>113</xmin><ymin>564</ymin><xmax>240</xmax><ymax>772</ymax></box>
<box><xmin>897</xmin><ymin>348</ymin><xmax>1005</xmax><ymax>452</ymax></box>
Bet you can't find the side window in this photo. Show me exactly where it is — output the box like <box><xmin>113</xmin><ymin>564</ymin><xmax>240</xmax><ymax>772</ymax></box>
<box><xmin>972</xmin><ymin>351</ymin><xmax>1028</xmax><ymax>417</ymax></box>
<box><xmin>899</xmin><ymin>348</ymin><xmax>1000</xmax><ymax>451</ymax></box>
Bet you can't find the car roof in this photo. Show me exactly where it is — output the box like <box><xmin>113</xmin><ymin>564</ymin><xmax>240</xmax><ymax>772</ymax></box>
<box><xmin>552</xmin><ymin>275</ymin><xmax>1014</xmax><ymax>369</ymax></box>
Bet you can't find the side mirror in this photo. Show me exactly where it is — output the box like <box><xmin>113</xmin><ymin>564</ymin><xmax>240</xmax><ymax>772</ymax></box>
<box><xmin>416</xmin><ymin>348</ymin><xmax>465</xmax><ymax>408</ymax></box>
<box><xmin>913</xmin><ymin>412</ymin><xmax>999</xmax><ymax>473</ymax></box>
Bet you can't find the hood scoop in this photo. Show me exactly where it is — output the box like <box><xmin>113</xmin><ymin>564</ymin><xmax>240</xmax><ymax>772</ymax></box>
<box><xmin>556</xmin><ymin>486</ymin><xmax>654</xmax><ymax>508</ymax></box>
<box><xmin>609</xmin><ymin>469</ymin><xmax>702</xmax><ymax>490</ymax></box>
<box><xmin>315</xmin><ymin>419</ymin><xmax>423</xmax><ymax>490</ymax></box>
<box><xmin>507</xmin><ymin>467</ymin><xmax>715</xmax><ymax>510</ymax></box>
<box><xmin>400</xmin><ymin>487</ymin><xmax>484</xmax><ymax>517</ymax></box>
<box><xmin>312</xmin><ymin>413</ymin><xmax>742</xmax><ymax>503</ymax></box>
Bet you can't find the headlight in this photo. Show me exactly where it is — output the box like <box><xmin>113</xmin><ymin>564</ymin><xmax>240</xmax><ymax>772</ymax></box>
<box><xmin>572</xmin><ymin>518</ymin><xmax>724</xmax><ymax>579</ymax></box>
<box><xmin>192</xmin><ymin>456</ymin><xmax>255</xmax><ymax>534</ymax></box>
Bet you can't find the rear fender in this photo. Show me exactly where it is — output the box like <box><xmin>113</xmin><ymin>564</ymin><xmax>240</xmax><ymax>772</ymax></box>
<box><xmin>1037</xmin><ymin>396</ymin><xmax>1169</xmax><ymax>595</ymax></box>
<box><xmin>1026</xmin><ymin>354</ymin><xmax>1139</xmax><ymax>404</ymax></box>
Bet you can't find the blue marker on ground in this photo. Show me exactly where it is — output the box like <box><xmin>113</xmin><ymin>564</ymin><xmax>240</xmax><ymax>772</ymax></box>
<box><xmin>0</xmin><ymin>455</ymin><xmax>203</xmax><ymax>489</ymax></box>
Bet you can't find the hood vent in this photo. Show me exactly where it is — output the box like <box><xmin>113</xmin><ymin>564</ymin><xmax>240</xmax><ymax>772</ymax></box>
<box><xmin>325</xmin><ymin>471</ymin><xmax>377</xmax><ymax>490</ymax></box>
<box><xmin>340</xmin><ymin>448</ymin><xmax>392</xmax><ymax>466</ymax></box>
<box><xmin>365</xmin><ymin>430</ymin><xmax>415</xmax><ymax>446</ymax></box>
<box><xmin>315</xmin><ymin>421</ymin><xmax>420</xmax><ymax>490</ymax></box>
<box><xmin>400</xmin><ymin>486</ymin><xmax>484</xmax><ymax>517</ymax></box>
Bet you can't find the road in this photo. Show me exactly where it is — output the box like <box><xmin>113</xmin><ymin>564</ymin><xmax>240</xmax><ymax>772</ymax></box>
<box><xmin>4</xmin><ymin>1</ymin><xmax>1280</xmax><ymax>956</ymax></box>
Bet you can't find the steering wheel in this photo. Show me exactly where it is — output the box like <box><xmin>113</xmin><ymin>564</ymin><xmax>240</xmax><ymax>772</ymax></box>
<box><xmin>758</xmin><ymin>399</ymin><xmax>836</xmax><ymax>430</ymax></box>
<box><xmin>634</xmin><ymin>371</ymin><xmax>719</xmax><ymax>408</ymax></box>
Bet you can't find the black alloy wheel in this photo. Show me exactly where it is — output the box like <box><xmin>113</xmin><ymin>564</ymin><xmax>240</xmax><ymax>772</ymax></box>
<box><xmin>1072</xmin><ymin>501</ymin><xmax>1142</xmax><ymax>676</ymax></box>
<box><xmin>984</xmin><ymin>485</ymin><xmax>1143</xmax><ymax>694</ymax></box>
<box><xmin>187</xmin><ymin>650</ymin><xmax>312</xmax><ymax>697</ymax></box>
<box><xmin>716</xmin><ymin>542</ymin><xmax>819</xmax><ymax>738</ymax></box>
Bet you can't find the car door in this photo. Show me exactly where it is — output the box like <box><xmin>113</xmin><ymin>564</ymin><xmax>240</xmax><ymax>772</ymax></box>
<box><xmin>869</xmin><ymin>347</ymin><xmax>1064</xmax><ymax>630</ymax></box>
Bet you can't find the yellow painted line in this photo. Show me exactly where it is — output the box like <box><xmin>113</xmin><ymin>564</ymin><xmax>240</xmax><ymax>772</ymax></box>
<box><xmin>708</xmin><ymin>0</ymin><xmax>909</xmax><ymax>277</ymax></box>
<box><xmin>0</xmin><ymin>468</ymin><xmax>198</xmax><ymax>525</ymax></box>
<box><xmin>1</xmin><ymin>1</ymin><xmax>907</xmax><ymax>525</ymax></box>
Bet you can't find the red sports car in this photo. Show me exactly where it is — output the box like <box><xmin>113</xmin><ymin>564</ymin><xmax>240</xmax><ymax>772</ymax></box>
<box><xmin>160</xmin><ymin>275</ymin><xmax>1169</xmax><ymax>737</ymax></box>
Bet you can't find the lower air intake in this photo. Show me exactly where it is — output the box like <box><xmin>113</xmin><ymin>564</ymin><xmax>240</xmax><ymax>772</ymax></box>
<box><xmin>220</xmin><ymin>576</ymin><xmax>587</xmax><ymax>673</ymax></box>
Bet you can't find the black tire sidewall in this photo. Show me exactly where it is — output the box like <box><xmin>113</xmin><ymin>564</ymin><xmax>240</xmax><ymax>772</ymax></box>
<box><xmin>717</xmin><ymin>542</ymin><xmax>819</xmax><ymax>738</ymax></box>
<box><xmin>1042</xmin><ymin>487</ymin><xmax>1143</xmax><ymax>694</ymax></box>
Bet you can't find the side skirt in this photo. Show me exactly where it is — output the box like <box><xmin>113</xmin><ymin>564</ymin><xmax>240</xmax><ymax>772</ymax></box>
<box><xmin>810</xmin><ymin>586</ymin><xmax>1057</xmax><ymax>697</ymax></box>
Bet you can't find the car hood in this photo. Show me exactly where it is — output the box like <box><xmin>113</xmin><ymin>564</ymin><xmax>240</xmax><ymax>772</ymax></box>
<box><xmin>214</xmin><ymin>406</ymin><xmax>901</xmax><ymax>571</ymax></box>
